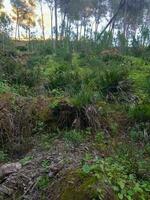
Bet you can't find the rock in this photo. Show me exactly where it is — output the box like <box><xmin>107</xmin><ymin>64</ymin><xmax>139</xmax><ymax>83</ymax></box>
<box><xmin>48</xmin><ymin>171</ymin><xmax>54</xmax><ymax>178</ymax></box>
<box><xmin>0</xmin><ymin>162</ymin><xmax>22</xmax><ymax>179</ymax></box>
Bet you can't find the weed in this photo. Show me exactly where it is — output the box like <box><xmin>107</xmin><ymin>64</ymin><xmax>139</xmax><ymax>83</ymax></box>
<box><xmin>20</xmin><ymin>156</ymin><xmax>33</xmax><ymax>166</ymax></box>
<box><xmin>100</xmin><ymin>68</ymin><xmax>128</xmax><ymax>96</ymax></box>
<box><xmin>0</xmin><ymin>150</ymin><xmax>8</xmax><ymax>162</ymax></box>
<box><xmin>129</xmin><ymin>104</ymin><xmax>150</xmax><ymax>122</ymax></box>
<box><xmin>95</xmin><ymin>132</ymin><xmax>105</xmax><ymax>143</ymax></box>
<box><xmin>41</xmin><ymin>160</ymin><xmax>51</xmax><ymax>172</ymax></box>
<box><xmin>39</xmin><ymin>134</ymin><xmax>54</xmax><ymax>150</ymax></box>
<box><xmin>82</xmin><ymin>155</ymin><xmax>150</xmax><ymax>200</ymax></box>
<box><xmin>110</xmin><ymin>122</ymin><xmax>119</xmax><ymax>136</ymax></box>
<box><xmin>70</xmin><ymin>88</ymin><xmax>95</xmax><ymax>108</ymax></box>
<box><xmin>129</xmin><ymin>123</ymin><xmax>149</xmax><ymax>142</ymax></box>
<box><xmin>64</xmin><ymin>130</ymin><xmax>85</xmax><ymax>147</ymax></box>
<box><xmin>37</xmin><ymin>176</ymin><xmax>50</xmax><ymax>190</ymax></box>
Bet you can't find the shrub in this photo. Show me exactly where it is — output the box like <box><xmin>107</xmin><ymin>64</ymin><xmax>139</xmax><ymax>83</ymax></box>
<box><xmin>81</xmin><ymin>154</ymin><xmax>150</xmax><ymax>200</ymax></box>
<box><xmin>100</xmin><ymin>67</ymin><xmax>129</xmax><ymax>96</ymax></box>
<box><xmin>95</xmin><ymin>132</ymin><xmax>105</xmax><ymax>144</ymax></box>
<box><xmin>47</xmin><ymin>65</ymin><xmax>82</xmax><ymax>94</ymax></box>
<box><xmin>129</xmin><ymin>104</ymin><xmax>150</xmax><ymax>122</ymax></box>
<box><xmin>0</xmin><ymin>150</ymin><xmax>8</xmax><ymax>162</ymax></box>
<box><xmin>0</xmin><ymin>95</ymin><xmax>36</xmax><ymax>155</ymax></box>
<box><xmin>129</xmin><ymin>123</ymin><xmax>149</xmax><ymax>142</ymax></box>
<box><xmin>100</xmin><ymin>48</ymin><xmax>123</xmax><ymax>62</ymax></box>
<box><xmin>70</xmin><ymin>87</ymin><xmax>95</xmax><ymax>108</ymax></box>
<box><xmin>146</xmin><ymin>74</ymin><xmax>150</xmax><ymax>96</ymax></box>
<box><xmin>64</xmin><ymin>130</ymin><xmax>84</xmax><ymax>147</ymax></box>
<box><xmin>0</xmin><ymin>81</ymin><xmax>12</xmax><ymax>94</ymax></box>
<box><xmin>37</xmin><ymin>176</ymin><xmax>50</xmax><ymax>190</ymax></box>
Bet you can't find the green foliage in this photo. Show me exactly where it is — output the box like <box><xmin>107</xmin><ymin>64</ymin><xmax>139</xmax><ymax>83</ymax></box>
<box><xmin>129</xmin><ymin>104</ymin><xmax>150</xmax><ymax>122</ymax></box>
<box><xmin>146</xmin><ymin>74</ymin><xmax>150</xmax><ymax>96</ymax></box>
<box><xmin>110</xmin><ymin>122</ymin><xmax>119</xmax><ymax>136</ymax></box>
<box><xmin>0</xmin><ymin>81</ymin><xmax>32</xmax><ymax>96</ymax></box>
<box><xmin>37</xmin><ymin>176</ymin><xmax>50</xmax><ymax>190</ymax></box>
<box><xmin>41</xmin><ymin>159</ymin><xmax>51</xmax><ymax>172</ymax></box>
<box><xmin>129</xmin><ymin>124</ymin><xmax>149</xmax><ymax>143</ymax></box>
<box><xmin>20</xmin><ymin>156</ymin><xmax>33</xmax><ymax>166</ymax></box>
<box><xmin>45</xmin><ymin>62</ymin><xmax>82</xmax><ymax>94</ymax></box>
<box><xmin>0</xmin><ymin>81</ymin><xmax>12</xmax><ymax>94</ymax></box>
<box><xmin>95</xmin><ymin>132</ymin><xmax>105</xmax><ymax>144</ymax></box>
<box><xmin>82</xmin><ymin>154</ymin><xmax>150</xmax><ymax>200</ymax></box>
<box><xmin>0</xmin><ymin>150</ymin><xmax>8</xmax><ymax>162</ymax></box>
<box><xmin>38</xmin><ymin>134</ymin><xmax>53</xmax><ymax>150</ymax></box>
<box><xmin>100</xmin><ymin>67</ymin><xmax>128</xmax><ymax>96</ymax></box>
<box><xmin>64</xmin><ymin>130</ymin><xmax>84</xmax><ymax>147</ymax></box>
<box><xmin>0</xmin><ymin>52</ymin><xmax>42</xmax><ymax>89</ymax></box>
<box><xmin>117</xmin><ymin>31</ymin><xmax>128</xmax><ymax>54</ymax></box>
<box><xmin>70</xmin><ymin>87</ymin><xmax>95</xmax><ymax>108</ymax></box>
<box><xmin>97</xmin><ymin>31</ymin><xmax>113</xmax><ymax>50</ymax></box>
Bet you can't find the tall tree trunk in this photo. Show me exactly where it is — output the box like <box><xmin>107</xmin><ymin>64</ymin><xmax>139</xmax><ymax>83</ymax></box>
<box><xmin>51</xmin><ymin>8</ymin><xmax>54</xmax><ymax>40</ymax></box>
<box><xmin>65</xmin><ymin>17</ymin><xmax>69</xmax><ymax>37</ymax></box>
<box><xmin>80</xmin><ymin>23</ymin><xmax>82</xmax><ymax>38</ymax></box>
<box><xmin>84</xmin><ymin>25</ymin><xmax>86</xmax><ymax>38</ymax></box>
<box><xmin>40</xmin><ymin>0</ymin><xmax>45</xmax><ymax>40</ymax></box>
<box><xmin>76</xmin><ymin>21</ymin><xmax>79</xmax><ymax>41</ymax></box>
<box><xmin>2</xmin><ymin>32</ymin><xmax>5</xmax><ymax>51</ymax></box>
<box><xmin>15</xmin><ymin>10</ymin><xmax>19</xmax><ymax>40</ymax></box>
<box><xmin>48</xmin><ymin>5</ymin><xmax>55</xmax><ymax>49</ymax></box>
<box><xmin>60</xmin><ymin>12</ymin><xmax>66</xmax><ymax>40</ymax></box>
<box><xmin>47</xmin><ymin>3</ymin><xmax>53</xmax><ymax>40</ymax></box>
<box><xmin>95</xmin><ymin>19</ymin><xmax>99</xmax><ymax>41</ymax></box>
<box><xmin>18</xmin><ymin>25</ymin><xmax>20</xmax><ymax>40</ymax></box>
<box><xmin>54</xmin><ymin>0</ymin><xmax>58</xmax><ymax>42</ymax></box>
<box><xmin>83</xmin><ymin>17</ymin><xmax>86</xmax><ymax>38</ymax></box>
<box><xmin>28</xmin><ymin>28</ymin><xmax>31</xmax><ymax>52</ymax></box>
<box><xmin>68</xmin><ymin>20</ymin><xmax>71</xmax><ymax>40</ymax></box>
<box><xmin>123</xmin><ymin>0</ymin><xmax>128</xmax><ymax>37</ymax></box>
<box><xmin>15</xmin><ymin>21</ymin><xmax>18</xmax><ymax>40</ymax></box>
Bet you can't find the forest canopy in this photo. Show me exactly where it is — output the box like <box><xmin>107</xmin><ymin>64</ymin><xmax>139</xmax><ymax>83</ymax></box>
<box><xmin>0</xmin><ymin>0</ymin><xmax>150</xmax><ymax>42</ymax></box>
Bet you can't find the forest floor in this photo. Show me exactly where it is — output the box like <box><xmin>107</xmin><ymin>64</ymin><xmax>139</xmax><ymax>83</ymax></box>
<box><xmin>0</xmin><ymin>136</ymin><xmax>102</xmax><ymax>200</ymax></box>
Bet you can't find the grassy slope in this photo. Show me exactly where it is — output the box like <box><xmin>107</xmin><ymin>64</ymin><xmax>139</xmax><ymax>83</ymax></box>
<box><xmin>0</xmin><ymin>51</ymin><xmax>150</xmax><ymax>200</ymax></box>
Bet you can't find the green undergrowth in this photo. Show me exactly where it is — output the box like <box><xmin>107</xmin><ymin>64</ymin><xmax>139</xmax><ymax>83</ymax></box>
<box><xmin>0</xmin><ymin>49</ymin><xmax>150</xmax><ymax>198</ymax></box>
<box><xmin>49</xmin><ymin>140</ymin><xmax>150</xmax><ymax>200</ymax></box>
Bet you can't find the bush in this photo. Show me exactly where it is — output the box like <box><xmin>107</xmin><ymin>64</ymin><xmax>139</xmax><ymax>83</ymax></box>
<box><xmin>129</xmin><ymin>104</ymin><xmax>150</xmax><ymax>122</ymax></box>
<box><xmin>0</xmin><ymin>51</ymin><xmax>43</xmax><ymax>88</ymax></box>
<box><xmin>46</xmin><ymin>65</ymin><xmax>82</xmax><ymax>94</ymax></box>
<box><xmin>64</xmin><ymin>130</ymin><xmax>84</xmax><ymax>147</ymax></box>
<box><xmin>100</xmin><ymin>48</ymin><xmax>123</xmax><ymax>62</ymax></box>
<box><xmin>0</xmin><ymin>95</ymin><xmax>53</xmax><ymax>156</ymax></box>
<box><xmin>100</xmin><ymin>67</ymin><xmax>129</xmax><ymax>96</ymax></box>
<box><xmin>70</xmin><ymin>87</ymin><xmax>95</xmax><ymax>108</ymax></box>
<box><xmin>129</xmin><ymin>123</ymin><xmax>150</xmax><ymax>142</ymax></box>
<box><xmin>0</xmin><ymin>81</ymin><xmax>12</xmax><ymax>94</ymax></box>
<box><xmin>146</xmin><ymin>74</ymin><xmax>150</xmax><ymax>96</ymax></box>
<box><xmin>81</xmin><ymin>150</ymin><xmax>150</xmax><ymax>200</ymax></box>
